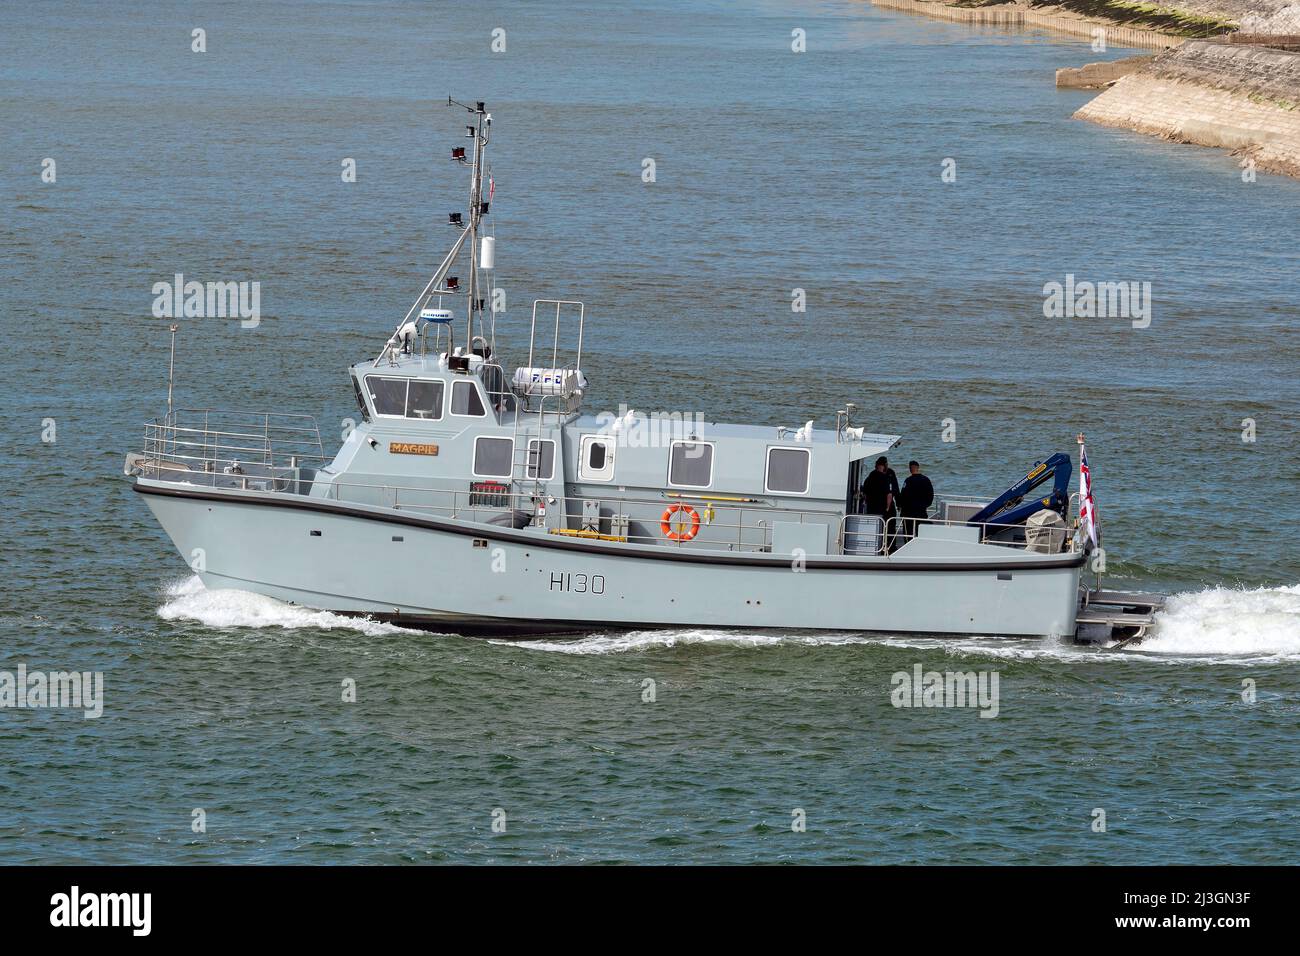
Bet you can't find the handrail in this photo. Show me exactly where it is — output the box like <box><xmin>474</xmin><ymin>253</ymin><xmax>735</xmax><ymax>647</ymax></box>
<box><xmin>160</xmin><ymin>407</ymin><xmax>322</xmax><ymax>424</ymax></box>
<box><xmin>837</xmin><ymin>509</ymin><xmax>1079</xmax><ymax>556</ymax></box>
<box><xmin>134</xmin><ymin>443</ymin><xmax>1071</xmax><ymax>558</ymax></box>
<box><xmin>142</xmin><ymin>408</ymin><xmax>326</xmax><ymax>474</ymax></box>
<box><xmin>136</xmin><ymin>415</ymin><xmax>1078</xmax><ymax>558</ymax></box>
<box><xmin>320</xmin><ymin>478</ymin><xmax>838</xmax><ymax>552</ymax></box>
<box><xmin>529</xmin><ymin>299</ymin><xmax>585</xmax><ymax>373</ymax></box>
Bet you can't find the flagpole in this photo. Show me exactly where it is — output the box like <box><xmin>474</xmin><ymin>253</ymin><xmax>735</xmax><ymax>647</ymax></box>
<box><xmin>1077</xmin><ymin>432</ymin><xmax>1100</xmax><ymax>595</ymax></box>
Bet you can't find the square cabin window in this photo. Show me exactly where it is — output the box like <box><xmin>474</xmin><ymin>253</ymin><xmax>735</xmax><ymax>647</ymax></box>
<box><xmin>451</xmin><ymin>379</ymin><xmax>486</xmax><ymax>416</ymax></box>
<box><xmin>527</xmin><ymin>439</ymin><xmax>556</xmax><ymax>480</ymax></box>
<box><xmin>473</xmin><ymin>436</ymin><xmax>513</xmax><ymax>478</ymax></box>
<box><xmin>668</xmin><ymin>441</ymin><xmax>713</xmax><ymax>489</ymax></box>
<box><xmin>405</xmin><ymin>380</ymin><xmax>444</xmax><ymax>419</ymax></box>
<box><xmin>366</xmin><ymin>377</ymin><xmax>407</xmax><ymax>417</ymax></box>
<box><xmin>765</xmin><ymin>446</ymin><xmax>811</xmax><ymax>495</ymax></box>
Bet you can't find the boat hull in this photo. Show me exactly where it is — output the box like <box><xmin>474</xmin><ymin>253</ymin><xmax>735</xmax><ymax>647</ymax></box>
<box><xmin>137</xmin><ymin>481</ymin><xmax>1084</xmax><ymax>638</ymax></box>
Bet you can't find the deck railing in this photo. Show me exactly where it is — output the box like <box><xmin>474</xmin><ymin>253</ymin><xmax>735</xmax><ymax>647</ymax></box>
<box><xmin>134</xmin><ymin>447</ymin><xmax>1075</xmax><ymax>558</ymax></box>
<box><xmin>319</xmin><ymin>479</ymin><xmax>838</xmax><ymax>554</ymax></box>
<box><xmin>838</xmin><ymin>513</ymin><xmax>1078</xmax><ymax>557</ymax></box>
<box><xmin>141</xmin><ymin>408</ymin><xmax>327</xmax><ymax>475</ymax></box>
<box><xmin>133</xmin><ymin>409</ymin><xmax>1080</xmax><ymax>557</ymax></box>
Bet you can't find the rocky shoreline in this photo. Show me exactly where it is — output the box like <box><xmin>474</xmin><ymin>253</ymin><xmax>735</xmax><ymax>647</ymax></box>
<box><xmin>870</xmin><ymin>0</ymin><xmax>1300</xmax><ymax>178</ymax></box>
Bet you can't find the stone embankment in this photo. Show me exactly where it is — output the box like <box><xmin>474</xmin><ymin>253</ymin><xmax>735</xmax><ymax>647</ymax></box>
<box><xmin>1056</xmin><ymin>55</ymin><xmax>1156</xmax><ymax>88</ymax></box>
<box><xmin>870</xmin><ymin>0</ymin><xmax>1300</xmax><ymax>177</ymax></box>
<box><xmin>869</xmin><ymin>0</ymin><xmax>1184</xmax><ymax>49</ymax></box>
<box><xmin>1075</xmin><ymin>39</ymin><xmax>1300</xmax><ymax>176</ymax></box>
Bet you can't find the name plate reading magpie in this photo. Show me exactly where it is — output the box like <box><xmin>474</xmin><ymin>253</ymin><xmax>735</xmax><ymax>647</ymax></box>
<box><xmin>389</xmin><ymin>442</ymin><xmax>439</xmax><ymax>456</ymax></box>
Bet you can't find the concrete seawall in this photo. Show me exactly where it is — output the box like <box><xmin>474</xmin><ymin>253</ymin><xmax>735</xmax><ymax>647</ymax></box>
<box><xmin>869</xmin><ymin>0</ymin><xmax>1184</xmax><ymax>50</ymax></box>
<box><xmin>1056</xmin><ymin>55</ymin><xmax>1157</xmax><ymax>88</ymax></box>
<box><xmin>1075</xmin><ymin>39</ymin><xmax>1300</xmax><ymax>176</ymax></box>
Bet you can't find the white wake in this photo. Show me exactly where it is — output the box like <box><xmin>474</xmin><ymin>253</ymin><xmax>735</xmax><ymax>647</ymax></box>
<box><xmin>156</xmin><ymin>575</ymin><xmax>414</xmax><ymax>637</ymax></box>
<box><xmin>1138</xmin><ymin>583</ymin><xmax>1300</xmax><ymax>662</ymax></box>
<box><xmin>511</xmin><ymin>585</ymin><xmax>1300</xmax><ymax>663</ymax></box>
<box><xmin>155</xmin><ymin>575</ymin><xmax>1300</xmax><ymax>663</ymax></box>
<box><xmin>500</xmin><ymin>629</ymin><xmax>877</xmax><ymax>655</ymax></box>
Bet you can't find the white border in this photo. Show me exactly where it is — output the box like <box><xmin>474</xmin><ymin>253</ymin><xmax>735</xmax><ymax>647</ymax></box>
<box><xmin>764</xmin><ymin>445</ymin><xmax>811</xmax><ymax>495</ymax></box>
<box><xmin>526</xmin><ymin>438</ymin><xmax>556</xmax><ymax>481</ymax></box>
<box><xmin>667</xmin><ymin>439</ymin><xmax>715</xmax><ymax>490</ymax></box>
<box><xmin>578</xmin><ymin>434</ymin><xmax>616</xmax><ymax>482</ymax></box>
<box><xmin>364</xmin><ymin>375</ymin><xmax>445</xmax><ymax>421</ymax></box>
<box><xmin>449</xmin><ymin>378</ymin><xmax>487</xmax><ymax>418</ymax></box>
<box><xmin>472</xmin><ymin>435</ymin><xmax>515</xmax><ymax>478</ymax></box>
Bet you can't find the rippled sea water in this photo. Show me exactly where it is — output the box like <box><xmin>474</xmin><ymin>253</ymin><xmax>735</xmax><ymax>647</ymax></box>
<box><xmin>2</xmin><ymin>0</ymin><xmax>1298</xmax><ymax>864</ymax></box>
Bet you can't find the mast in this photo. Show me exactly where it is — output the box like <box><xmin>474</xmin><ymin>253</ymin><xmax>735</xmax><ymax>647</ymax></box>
<box><xmin>462</xmin><ymin>99</ymin><xmax>489</xmax><ymax>350</ymax></box>
<box><xmin>373</xmin><ymin>97</ymin><xmax>491</xmax><ymax>366</ymax></box>
<box><xmin>450</xmin><ymin>97</ymin><xmax>491</xmax><ymax>353</ymax></box>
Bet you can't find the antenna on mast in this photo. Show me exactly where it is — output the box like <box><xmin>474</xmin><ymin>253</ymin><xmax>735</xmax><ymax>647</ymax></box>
<box><xmin>445</xmin><ymin>97</ymin><xmax>492</xmax><ymax>351</ymax></box>
<box><xmin>372</xmin><ymin>97</ymin><xmax>493</xmax><ymax>367</ymax></box>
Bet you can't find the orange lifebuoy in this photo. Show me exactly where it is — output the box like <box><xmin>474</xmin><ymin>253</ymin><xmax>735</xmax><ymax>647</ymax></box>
<box><xmin>660</xmin><ymin>503</ymin><xmax>701</xmax><ymax>542</ymax></box>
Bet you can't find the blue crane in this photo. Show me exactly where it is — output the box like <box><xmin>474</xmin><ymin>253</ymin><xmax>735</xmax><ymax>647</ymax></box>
<box><xmin>968</xmin><ymin>453</ymin><xmax>1072</xmax><ymax>529</ymax></box>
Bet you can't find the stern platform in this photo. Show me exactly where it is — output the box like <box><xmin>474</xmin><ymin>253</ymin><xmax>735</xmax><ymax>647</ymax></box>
<box><xmin>1075</xmin><ymin>589</ymin><xmax>1167</xmax><ymax>647</ymax></box>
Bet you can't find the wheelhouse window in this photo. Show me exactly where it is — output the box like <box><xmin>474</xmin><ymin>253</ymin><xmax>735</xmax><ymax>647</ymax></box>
<box><xmin>367</xmin><ymin>376</ymin><xmax>408</xmax><ymax>417</ymax></box>
<box><xmin>527</xmin><ymin>439</ymin><xmax>556</xmax><ymax>480</ymax></box>
<box><xmin>350</xmin><ymin>374</ymin><xmax>371</xmax><ymax>423</ymax></box>
<box><xmin>406</xmin><ymin>380</ymin><xmax>444</xmax><ymax>419</ymax></box>
<box><xmin>668</xmin><ymin>441</ymin><xmax>713</xmax><ymax>489</ymax></box>
<box><xmin>579</xmin><ymin>435</ymin><xmax>615</xmax><ymax>481</ymax></box>
<box><xmin>451</xmin><ymin>379</ymin><xmax>486</xmax><ymax>416</ymax></box>
<box><xmin>473</xmin><ymin>436</ymin><xmax>513</xmax><ymax>478</ymax></box>
<box><xmin>765</xmin><ymin>446</ymin><xmax>811</xmax><ymax>495</ymax></box>
<box><xmin>364</xmin><ymin>376</ymin><xmax>444</xmax><ymax>420</ymax></box>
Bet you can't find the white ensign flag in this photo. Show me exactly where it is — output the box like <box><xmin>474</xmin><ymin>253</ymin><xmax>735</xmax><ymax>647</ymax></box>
<box><xmin>1078</xmin><ymin>441</ymin><xmax>1100</xmax><ymax>548</ymax></box>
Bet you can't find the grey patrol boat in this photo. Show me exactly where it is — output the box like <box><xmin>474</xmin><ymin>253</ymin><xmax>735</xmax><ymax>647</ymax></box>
<box><xmin>127</xmin><ymin>99</ymin><xmax>1163</xmax><ymax>642</ymax></box>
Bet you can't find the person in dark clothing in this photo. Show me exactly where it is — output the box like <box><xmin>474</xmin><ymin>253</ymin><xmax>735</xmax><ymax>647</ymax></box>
<box><xmin>861</xmin><ymin>456</ymin><xmax>901</xmax><ymax>551</ymax></box>
<box><xmin>898</xmin><ymin>460</ymin><xmax>935</xmax><ymax>541</ymax></box>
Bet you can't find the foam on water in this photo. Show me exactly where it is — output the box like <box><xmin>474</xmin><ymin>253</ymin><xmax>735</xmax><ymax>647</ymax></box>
<box><xmin>501</xmin><ymin>629</ymin><xmax>877</xmax><ymax>655</ymax></box>
<box><xmin>156</xmin><ymin>575</ymin><xmax>414</xmax><ymax>637</ymax></box>
<box><xmin>156</xmin><ymin>576</ymin><xmax>1300</xmax><ymax>663</ymax></box>
<box><xmin>1137</xmin><ymin>583</ymin><xmax>1300</xmax><ymax>663</ymax></box>
<box><xmin>506</xmin><ymin>585</ymin><xmax>1300</xmax><ymax>663</ymax></box>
